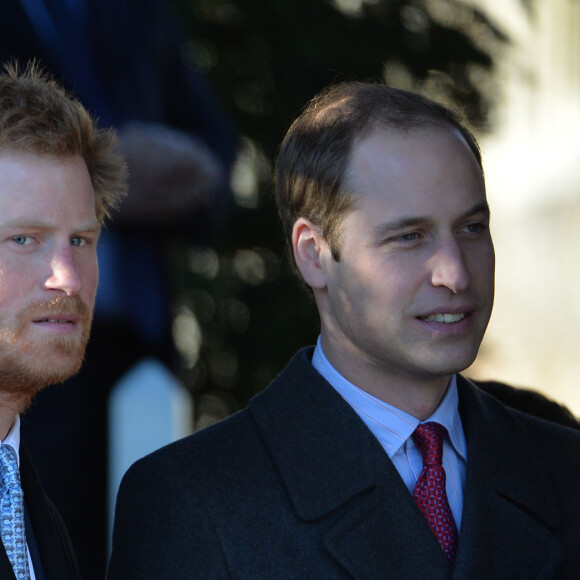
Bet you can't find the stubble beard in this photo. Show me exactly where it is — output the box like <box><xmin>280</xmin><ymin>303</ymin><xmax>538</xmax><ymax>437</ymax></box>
<box><xmin>0</xmin><ymin>296</ymin><xmax>92</xmax><ymax>410</ymax></box>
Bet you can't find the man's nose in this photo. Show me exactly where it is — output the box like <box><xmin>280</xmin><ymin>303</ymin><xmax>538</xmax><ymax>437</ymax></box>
<box><xmin>429</xmin><ymin>238</ymin><xmax>470</xmax><ymax>294</ymax></box>
<box><xmin>43</xmin><ymin>245</ymin><xmax>83</xmax><ymax>296</ymax></box>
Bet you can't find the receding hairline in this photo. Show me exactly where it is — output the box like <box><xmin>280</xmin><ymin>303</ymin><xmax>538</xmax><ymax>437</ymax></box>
<box><xmin>348</xmin><ymin>121</ymin><xmax>483</xmax><ymax>171</ymax></box>
<box><xmin>298</xmin><ymin>81</ymin><xmax>482</xmax><ymax>161</ymax></box>
<box><xmin>342</xmin><ymin>120</ymin><xmax>484</xmax><ymax>200</ymax></box>
<box><xmin>275</xmin><ymin>81</ymin><xmax>484</xmax><ymax>263</ymax></box>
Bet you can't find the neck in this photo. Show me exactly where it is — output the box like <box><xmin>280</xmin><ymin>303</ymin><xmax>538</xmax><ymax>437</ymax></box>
<box><xmin>319</xmin><ymin>338</ymin><xmax>451</xmax><ymax>421</ymax></box>
<box><xmin>0</xmin><ymin>394</ymin><xmax>25</xmax><ymax>440</ymax></box>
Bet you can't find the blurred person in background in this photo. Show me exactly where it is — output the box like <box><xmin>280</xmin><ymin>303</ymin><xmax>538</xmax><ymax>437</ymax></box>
<box><xmin>0</xmin><ymin>1</ymin><xmax>238</xmax><ymax>577</ymax></box>
<box><xmin>0</xmin><ymin>61</ymin><xmax>126</xmax><ymax>580</ymax></box>
<box><xmin>108</xmin><ymin>82</ymin><xmax>580</xmax><ymax>579</ymax></box>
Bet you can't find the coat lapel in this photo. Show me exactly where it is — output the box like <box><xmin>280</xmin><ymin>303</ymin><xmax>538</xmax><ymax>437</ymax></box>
<box><xmin>453</xmin><ymin>377</ymin><xmax>562</xmax><ymax>579</ymax></box>
<box><xmin>321</xmin><ymin>468</ymin><xmax>453</xmax><ymax>579</ymax></box>
<box><xmin>250</xmin><ymin>348</ymin><xmax>453</xmax><ymax>579</ymax></box>
<box><xmin>20</xmin><ymin>448</ymin><xmax>80</xmax><ymax>580</ymax></box>
<box><xmin>0</xmin><ymin>550</ymin><xmax>15</xmax><ymax>580</ymax></box>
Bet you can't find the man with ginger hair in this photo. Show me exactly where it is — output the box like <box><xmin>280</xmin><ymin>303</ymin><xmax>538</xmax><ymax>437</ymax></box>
<box><xmin>109</xmin><ymin>82</ymin><xmax>580</xmax><ymax>579</ymax></box>
<box><xmin>0</xmin><ymin>62</ymin><xmax>126</xmax><ymax>580</ymax></box>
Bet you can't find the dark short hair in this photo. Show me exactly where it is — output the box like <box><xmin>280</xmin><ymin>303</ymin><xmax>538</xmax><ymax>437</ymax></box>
<box><xmin>274</xmin><ymin>81</ymin><xmax>482</xmax><ymax>261</ymax></box>
<box><xmin>0</xmin><ymin>61</ymin><xmax>127</xmax><ymax>222</ymax></box>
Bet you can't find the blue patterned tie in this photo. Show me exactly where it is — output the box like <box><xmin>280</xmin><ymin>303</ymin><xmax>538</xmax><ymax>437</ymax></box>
<box><xmin>0</xmin><ymin>445</ymin><xmax>30</xmax><ymax>579</ymax></box>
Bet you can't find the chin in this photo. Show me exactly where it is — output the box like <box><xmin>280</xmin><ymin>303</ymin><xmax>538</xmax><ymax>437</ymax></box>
<box><xmin>37</xmin><ymin>352</ymin><xmax>85</xmax><ymax>384</ymax></box>
<box><xmin>0</xmin><ymin>351</ymin><xmax>85</xmax><ymax>398</ymax></box>
<box><xmin>428</xmin><ymin>350</ymin><xmax>479</xmax><ymax>377</ymax></box>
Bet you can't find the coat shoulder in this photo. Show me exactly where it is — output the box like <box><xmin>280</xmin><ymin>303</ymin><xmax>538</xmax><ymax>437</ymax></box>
<box><xmin>123</xmin><ymin>405</ymin><xmax>261</xmax><ymax>492</ymax></box>
<box><xmin>473</xmin><ymin>378</ymin><xmax>579</xmax><ymax>429</ymax></box>
<box><xmin>462</xmin><ymin>376</ymin><xmax>580</xmax><ymax>477</ymax></box>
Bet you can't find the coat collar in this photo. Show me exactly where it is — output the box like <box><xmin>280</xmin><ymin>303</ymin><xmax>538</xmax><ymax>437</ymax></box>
<box><xmin>20</xmin><ymin>447</ymin><xmax>80</xmax><ymax>580</ymax></box>
<box><xmin>453</xmin><ymin>376</ymin><xmax>562</xmax><ymax>578</ymax></box>
<box><xmin>250</xmin><ymin>348</ymin><xmax>452</xmax><ymax>577</ymax></box>
<box><xmin>250</xmin><ymin>348</ymin><xmax>379</xmax><ymax>521</ymax></box>
<box><xmin>250</xmin><ymin>350</ymin><xmax>564</xmax><ymax>578</ymax></box>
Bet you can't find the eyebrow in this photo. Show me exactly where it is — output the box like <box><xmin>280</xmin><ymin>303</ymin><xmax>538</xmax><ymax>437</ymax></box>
<box><xmin>372</xmin><ymin>201</ymin><xmax>491</xmax><ymax>239</ymax></box>
<box><xmin>1</xmin><ymin>219</ymin><xmax>102</xmax><ymax>233</ymax></box>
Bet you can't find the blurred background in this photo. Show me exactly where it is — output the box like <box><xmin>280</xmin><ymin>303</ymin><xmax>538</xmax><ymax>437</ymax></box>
<box><xmin>1</xmin><ymin>0</ymin><xmax>579</xmax><ymax>577</ymax></box>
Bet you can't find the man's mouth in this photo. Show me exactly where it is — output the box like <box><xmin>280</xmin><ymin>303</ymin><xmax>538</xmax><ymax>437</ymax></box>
<box><xmin>33</xmin><ymin>317</ymin><xmax>77</xmax><ymax>324</ymax></box>
<box><xmin>420</xmin><ymin>313</ymin><xmax>466</xmax><ymax>323</ymax></box>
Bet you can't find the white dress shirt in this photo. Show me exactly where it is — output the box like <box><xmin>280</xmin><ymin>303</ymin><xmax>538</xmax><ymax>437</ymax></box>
<box><xmin>312</xmin><ymin>338</ymin><xmax>467</xmax><ymax>529</ymax></box>
<box><xmin>1</xmin><ymin>416</ymin><xmax>37</xmax><ymax>579</ymax></box>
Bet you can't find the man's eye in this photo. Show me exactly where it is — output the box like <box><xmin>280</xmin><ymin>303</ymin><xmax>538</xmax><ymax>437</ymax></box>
<box><xmin>70</xmin><ymin>237</ymin><xmax>86</xmax><ymax>247</ymax></box>
<box><xmin>463</xmin><ymin>223</ymin><xmax>486</xmax><ymax>234</ymax></box>
<box><xmin>12</xmin><ymin>235</ymin><xmax>32</xmax><ymax>245</ymax></box>
<box><xmin>397</xmin><ymin>232</ymin><xmax>420</xmax><ymax>242</ymax></box>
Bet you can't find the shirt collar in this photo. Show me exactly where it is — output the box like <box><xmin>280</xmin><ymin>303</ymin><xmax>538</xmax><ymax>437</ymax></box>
<box><xmin>312</xmin><ymin>337</ymin><xmax>466</xmax><ymax>461</ymax></box>
<box><xmin>0</xmin><ymin>416</ymin><xmax>21</xmax><ymax>467</ymax></box>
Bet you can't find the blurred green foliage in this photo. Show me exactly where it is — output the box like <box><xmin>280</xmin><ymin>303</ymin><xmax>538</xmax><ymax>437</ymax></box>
<box><xmin>171</xmin><ymin>0</ymin><xmax>507</xmax><ymax>427</ymax></box>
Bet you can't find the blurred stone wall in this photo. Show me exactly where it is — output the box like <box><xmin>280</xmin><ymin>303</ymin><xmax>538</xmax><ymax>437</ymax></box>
<box><xmin>465</xmin><ymin>0</ymin><xmax>580</xmax><ymax>415</ymax></box>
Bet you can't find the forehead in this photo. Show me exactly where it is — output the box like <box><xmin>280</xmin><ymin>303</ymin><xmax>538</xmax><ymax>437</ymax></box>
<box><xmin>0</xmin><ymin>150</ymin><xmax>97</xmax><ymax>224</ymax></box>
<box><xmin>345</xmin><ymin>126</ymin><xmax>485</xmax><ymax>215</ymax></box>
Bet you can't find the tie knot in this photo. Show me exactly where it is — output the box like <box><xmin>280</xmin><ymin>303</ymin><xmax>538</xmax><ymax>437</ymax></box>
<box><xmin>412</xmin><ymin>422</ymin><xmax>446</xmax><ymax>467</ymax></box>
<box><xmin>0</xmin><ymin>445</ymin><xmax>20</xmax><ymax>492</ymax></box>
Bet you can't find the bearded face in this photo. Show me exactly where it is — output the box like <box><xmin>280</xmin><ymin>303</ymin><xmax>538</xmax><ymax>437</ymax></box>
<box><xmin>0</xmin><ymin>295</ymin><xmax>93</xmax><ymax>400</ymax></box>
<box><xmin>0</xmin><ymin>152</ymin><xmax>100</xmax><ymax>409</ymax></box>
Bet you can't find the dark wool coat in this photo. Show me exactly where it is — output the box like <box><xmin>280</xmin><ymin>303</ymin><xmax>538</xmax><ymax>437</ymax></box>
<box><xmin>108</xmin><ymin>348</ymin><xmax>580</xmax><ymax>579</ymax></box>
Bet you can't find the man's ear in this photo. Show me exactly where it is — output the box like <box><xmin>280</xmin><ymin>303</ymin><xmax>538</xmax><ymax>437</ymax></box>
<box><xmin>292</xmin><ymin>218</ymin><xmax>328</xmax><ymax>289</ymax></box>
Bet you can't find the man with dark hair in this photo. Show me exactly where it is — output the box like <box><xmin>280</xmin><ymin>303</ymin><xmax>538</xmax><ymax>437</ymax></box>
<box><xmin>0</xmin><ymin>61</ymin><xmax>126</xmax><ymax>580</ymax></box>
<box><xmin>108</xmin><ymin>82</ymin><xmax>580</xmax><ymax>579</ymax></box>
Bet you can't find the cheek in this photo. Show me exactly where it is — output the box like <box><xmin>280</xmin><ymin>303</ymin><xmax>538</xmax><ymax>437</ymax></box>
<box><xmin>0</xmin><ymin>274</ymin><xmax>34</xmax><ymax>324</ymax></box>
<box><xmin>0</xmin><ymin>263</ymin><xmax>38</xmax><ymax>295</ymax></box>
<box><xmin>341</xmin><ymin>269</ymin><xmax>403</xmax><ymax>318</ymax></box>
<box><xmin>470</xmin><ymin>245</ymin><xmax>495</xmax><ymax>283</ymax></box>
<box><xmin>80</xmin><ymin>261</ymin><xmax>99</xmax><ymax>303</ymax></box>
<box><xmin>383</xmin><ymin>256</ymin><xmax>427</xmax><ymax>295</ymax></box>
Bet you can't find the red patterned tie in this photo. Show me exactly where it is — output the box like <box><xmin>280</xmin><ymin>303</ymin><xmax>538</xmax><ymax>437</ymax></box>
<box><xmin>412</xmin><ymin>422</ymin><xmax>458</xmax><ymax>561</ymax></box>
